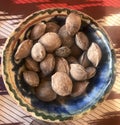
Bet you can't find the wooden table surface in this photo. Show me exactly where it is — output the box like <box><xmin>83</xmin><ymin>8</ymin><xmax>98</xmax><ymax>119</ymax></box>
<box><xmin>0</xmin><ymin>0</ymin><xmax>120</xmax><ymax>125</ymax></box>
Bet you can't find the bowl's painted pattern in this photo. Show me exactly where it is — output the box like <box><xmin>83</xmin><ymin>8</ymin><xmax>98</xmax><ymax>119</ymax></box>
<box><xmin>2</xmin><ymin>8</ymin><xmax>115</xmax><ymax>122</ymax></box>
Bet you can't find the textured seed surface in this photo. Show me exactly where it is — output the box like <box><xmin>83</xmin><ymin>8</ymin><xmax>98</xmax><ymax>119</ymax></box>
<box><xmin>67</xmin><ymin>56</ymin><xmax>78</xmax><ymax>64</ymax></box>
<box><xmin>40</xmin><ymin>54</ymin><xmax>55</xmax><ymax>76</ymax></box>
<box><xmin>66</xmin><ymin>13</ymin><xmax>81</xmax><ymax>36</ymax></box>
<box><xmin>70</xmin><ymin>64</ymin><xmax>88</xmax><ymax>81</ymax></box>
<box><xmin>39</xmin><ymin>32</ymin><xmax>61</xmax><ymax>52</ymax></box>
<box><xmin>35</xmin><ymin>80</ymin><xmax>57</xmax><ymax>102</ymax></box>
<box><xmin>15</xmin><ymin>39</ymin><xmax>33</xmax><ymax>60</ymax></box>
<box><xmin>79</xmin><ymin>52</ymin><xmax>91</xmax><ymax>67</ymax></box>
<box><xmin>87</xmin><ymin>42</ymin><xmax>102</xmax><ymax>67</ymax></box>
<box><xmin>46</xmin><ymin>22</ymin><xmax>60</xmax><ymax>33</ymax></box>
<box><xmin>58</xmin><ymin>25</ymin><xmax>74</xmax><ymax>47</ymax></box>
<box><xmin>51</xmin><ymin>72</ymin><xmax>73</xmax><ymax>96</ymax></box>
<box><xmin>31</xmin><ymin>42</ymin><xmax>46</xmax><ymax>62</ymax></box>
<box><xmin>86</xmin><ymin>67</ymin><xmax>96</xmax><ymax>79</ymax></box>
<box><xmin>30</xmin><ymin>22</ymin><xmax>46</xmax><ymax>40</ymax></box>
<box><xmin>25</xmin><ymin>57</ymin><xmax>39</xmax><ymax>72</ymax></box>
<box><xmin>71</xmin><ymin>81</ymin><xmax>89</xmax><ymax>97</ymax></box>
<box><xmin>75</xmin><ymin>32</ymin><xmax>89</xmax><ymax>50</ymax></box>
<box><xmin>23</xmin><ymin>71</ymin><xmax>39</xmax><ymax>87</ymax></box>
<box><xmin>55</xmin><ymin>46</ymin><xmax>71</xmax><ymax>58</ymax></box>
<box><xmin>55</xmin><ymin>57</ymin><xmax>69</xmax><ymax>74</ymax></box>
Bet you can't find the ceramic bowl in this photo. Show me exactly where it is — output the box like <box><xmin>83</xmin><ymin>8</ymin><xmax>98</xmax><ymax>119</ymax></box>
<box><xmin>2</xmin><ymin>8</ymin><xmax>115</xmax><ymax>122</ymax></box>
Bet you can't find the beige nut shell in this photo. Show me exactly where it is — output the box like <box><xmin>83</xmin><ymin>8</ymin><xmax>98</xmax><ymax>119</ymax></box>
<box><xmin>25</xmin><ymin>57</ymin><xmax>39</xmax><ymax>72</ymax></box>
<box><xmin>70</xmin><ymin>64</ymin><xmax>88</xmax><ymax>81</ymax></box>
<box><xmin>55</xmin><ymin>57</ymin><xmax>69</xmax><ymax>74</ymax></box>
<box><xmin>39</xmin><ymin>32</ymin><xmax>62</xmax><ymax>52</ymax></box>
<box><xmin>30</xmin><ymin>22</ymin><xmax>46</xmax><ymax>40</ymax></box>
<box><xmin>87</xmin><ymin>43</ymin><xmax>102</xmax><ymax>67</ymax></box>
<box><xmin>14</xmin><ymin>39</ymin><xmax>33</xmax><ymax>60</ymax></box>
<box><xmin>40</xmin><ymin>54</ymin><xmax>55</xmax><ymax>76</ymax></box>
<box><xmin>65</xmin><ymin>13</ymin><xmax>81</xmax><ymax>36</ymax></box>
<box><xmin>71</xmin><ymin>81</ymin><xmax>89</xmax><ymax>97</ymax></box>
<box><xmin>51</xmin><ymin>72</ymin><xmax>73</xmax><ymax>96</ymax></box>
<box><xmin>35</xmin><ymin>80</ymin><xmax>57</xmax><ymax>102</ymax></box>
<box><xmin>23</xmin><ymin>71</ymin><xmax>39</xmax><ymax>87</ymax></box>
<box><xmin>31</xmin><ymin>42</ymin><xmax>46</xmax><ymax>62</ymax></box>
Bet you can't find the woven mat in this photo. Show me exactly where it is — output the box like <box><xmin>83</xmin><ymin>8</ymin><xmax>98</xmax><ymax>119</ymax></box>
<box><xmin>0</xmin><ymin>0</ymin><xmax>120</xmax><ymax>125</ymax></box>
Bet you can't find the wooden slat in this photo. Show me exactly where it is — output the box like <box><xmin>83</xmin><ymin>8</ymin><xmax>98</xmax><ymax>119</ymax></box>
<box><xmin>1</xmin><ymin>95</ymin><xmax>29</xmax><ymax>115</ymax></box>
<box><xmin>3</xmin><ymin>95</ymin><xmax>17</xmax><ymax>103</ymax></box>
<box><xmin>90</xmin><ymin>110</ymin><xmax>104</xmax><ymax>119</ymax></box>
<box><xmin>81</xmin><ymin>115</ymin><xmax>91</xmax><ymax>122</ymax></box>
<box><xmin>93</xmin><ymin>105</ymin><xmax>109</xmax><ymax>114</ymax></box>
<box><xmin>76</xmin><ymin>120</ymin><xmax>88</xmax><ymax>125</ymax></box>
<box><xmin>100</xmin><ymin>103</ymin><xmax>114</xmax><ymax>112</ymax></box>
<box><xmin>82</xmin><ymin>113</ymin><xmax>97</xmax><ymax>121</ymax></box>
<box><xmin>0</xmin><ymin>100</ymin><xmax>25</xmax><ymax>117</ymax></box>
<box><xmin>0</xmin><ymin>115</ymin><xmax>11</xmax><ymax>124</ymax></box>
<box><xmin>22</xmin><ymin>116</ymin><xmax>34</xmax><ymax>123</ymax></box>
<box><xmin>69</xmin><ymin>121</ymin><xmax>78</xmax><ymax>125</ymax></box>
<box><xmin>103</xmin><ymin>102</ymin><xmax>120</xmax><ymax>111</ymax></box>
<box><xmin>0</xmin><ymin>100</ymin><xmax>26</xmax><ymax>117</ymax></box>
<box><xmin>0</xmin><ymin>21</ymin><xmax>14</xmax><ymax>32</ymax></box>
<box><xmin>0</xmin><ymin>100</ymin><xmax>31</xmax><ymax>125</ymax></box>
<box><xmin>0</xmin><ymin>104</ymin><xmax>33</xmax><ymax>124</ymax></box>
<box><xmin>106</xmin><ymin>101</ymin><xmax>120</xmax><ymax>111</ymax></box>
<box><xmin>0</xmin><ymin>120</ymin><xmax>5</xmax><ymax>124</ymax></box>
<box><xmin>0</xmin><ymin>109</ymin><xmax>19</xmax><ymax>123</ymax></box>
<box><xmin>90</xmin><ymin>111</ymin><xmax>102</xmax><ymax>119</ymax></box>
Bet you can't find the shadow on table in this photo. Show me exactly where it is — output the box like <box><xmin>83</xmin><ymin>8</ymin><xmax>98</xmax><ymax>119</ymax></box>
<box><xmin>88</xmin><ymin>111</ymin><xmax>120</xmax><ymax>125</ymax></box>
<box><xmin>107</xmin><ymin>90</ymin><xmax>120</xmax><ymax>100</ymax></box>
